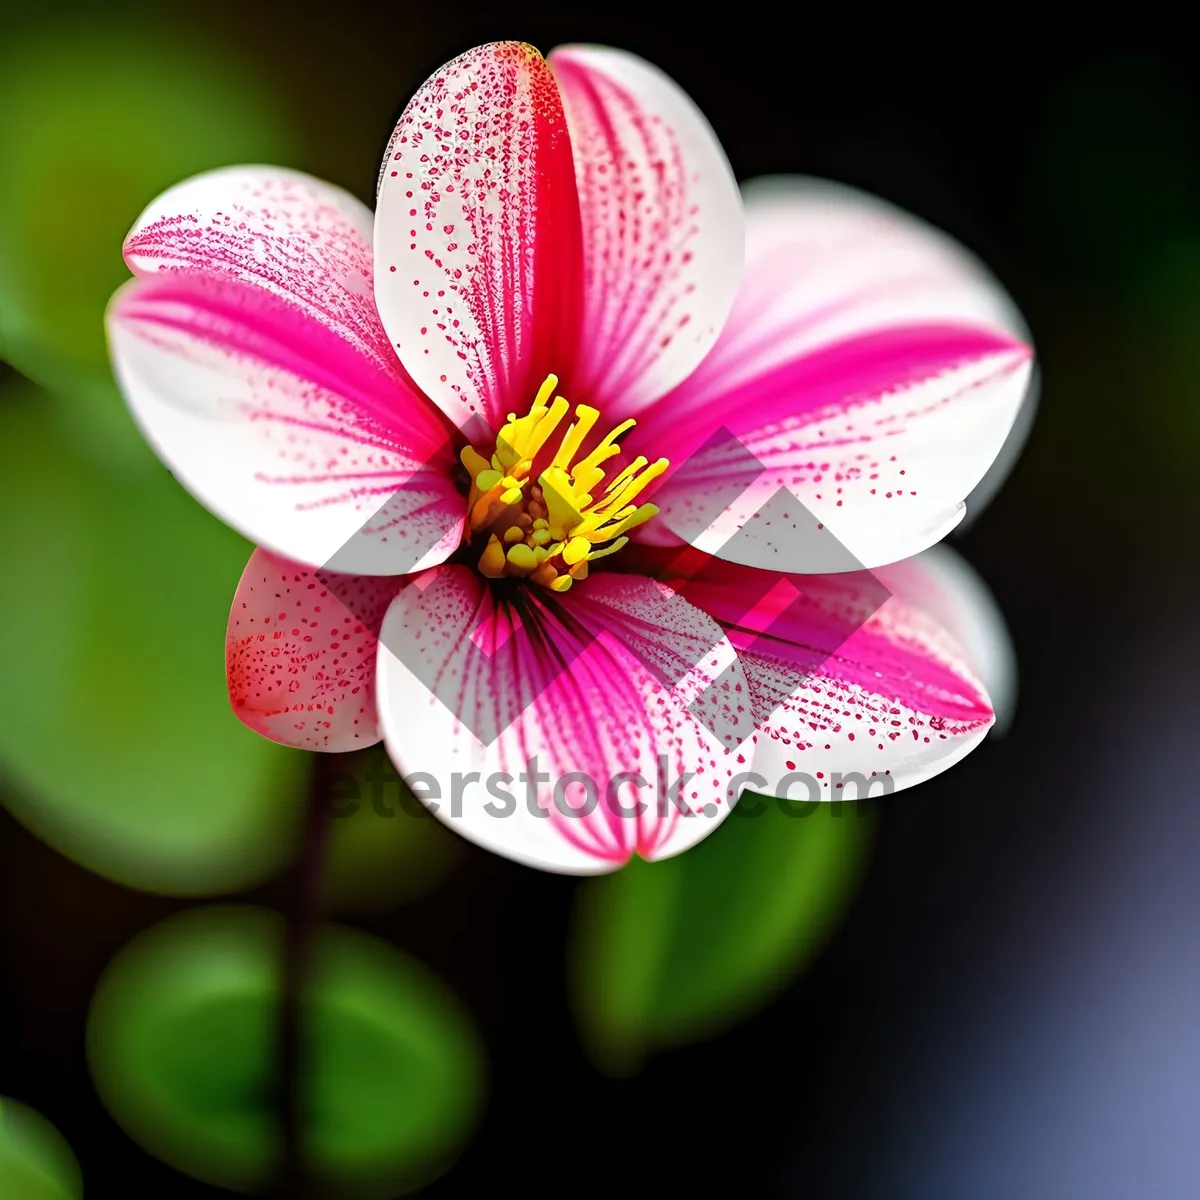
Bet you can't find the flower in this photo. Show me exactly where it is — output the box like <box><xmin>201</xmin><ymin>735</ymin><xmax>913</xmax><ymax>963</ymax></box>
<box><xmin>107</xmin><ymin>41</ymin><xmax>1033</xmax><ymax>874</ymax></box>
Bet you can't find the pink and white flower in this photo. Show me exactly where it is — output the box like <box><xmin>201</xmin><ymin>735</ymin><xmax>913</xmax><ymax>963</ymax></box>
<box><xmin>107</xmin><ymin>42</ymin><xmax>1032</xmax><ymax>874</ymax></box>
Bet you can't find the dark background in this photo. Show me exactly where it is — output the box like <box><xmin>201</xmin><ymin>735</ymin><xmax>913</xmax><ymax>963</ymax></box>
<box><xmin>3</xmin><ymin>4</ymin><xmax>1199</xmax><ymax>1197</ymax></box>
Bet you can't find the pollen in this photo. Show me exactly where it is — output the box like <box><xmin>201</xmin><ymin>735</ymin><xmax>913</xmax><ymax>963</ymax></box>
<box><xmin>459</xmin><ymin>374</ymin><xmax>666</xmax><ymax>592</ymax></box>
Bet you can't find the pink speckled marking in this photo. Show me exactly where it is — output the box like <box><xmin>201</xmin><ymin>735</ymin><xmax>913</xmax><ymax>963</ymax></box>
<box><xmin>675</xmin><ymin>560</ymin><xmax>990</xmax><ymax>725</ymax></box>
<box><xmin>227</xmin><ymin>548</ymin><xmax>403</xmax><ymax>751</ymax></box>
<box><xmin>110</xmin><ymin>167</ymin><xmax>466</xmax><ymax>571</ymax></box>
<box><xmin>672</xmin><ymin>557</ymin><xmax>994</xmax><ymax>791</ymax></box>
<box><xmin>374</xmin><ymin>42</ymin><xmax>585</xmax><ymax>427</ymax></box>
<box><xmin>645</xmin><ymin>320</ymin><xmax>1027</xmax><ymax>491</ymax></box>
<box><xmin>124</xmin><ymin>168</ymin><xmax>390</xmax><ymax>369</ymax></box>
<box><xmin>650</xmin><ymin>323</ymin><xmax>1026</xmax><ymax>455</ymax></box>
<box><xmin>629</xmin><ymin>180</ymin><xmax>1033</xmax><ymax>571</ymax></box>
<box><xmin>376</xmin><ymin>566</ymin><xmax>751</xmax><ymax>870</ymax></box>
<box><xmin>551</xmin><ymin>49</ymin><xmax>723</xmax><ymax>412</ymax></box>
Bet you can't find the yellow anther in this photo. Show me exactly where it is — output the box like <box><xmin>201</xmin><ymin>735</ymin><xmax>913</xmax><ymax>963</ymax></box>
<box><xmin>478</xmin><ymin>535</ymin><xmax>506</xmax><ymax>578</ymax></box>
<box><xmin>552</xmin><ymin>405</ymin><xmax>599</xmax><ymax>470</ymax></box>
<box><xmin>530</xmin><ymin>395</ymin><xmax>570</xmax><ymax>449</ymax></box>
<box><xmin>563</xmin><ymin>536</ymin><xmax>591</xmax><ymax>566</ymax></box>
<box><xmin>533</xmin><ymin>373</ymin><xmax>559</xmax><ymax>409</ymax></box>
<box><xmin>462</xmin><ymin>375</ymin><xmax>665</xmax><ymax>591</ymax></box>
<box><xmin>606</xmin><ymin>502</ymin><xmax>660</xmax><ymax>539</ymax></box>
<box><xmin>584</xmin><ymin>536</ymin><xmax>629</xmax><ymax>561</ymax></box>
<box><xmin>572</xmin><ymin>418</ymin><xmax>636</xmax><ymax>494</ymax></box>
<box><xmin>460</xmin><ymin>446</ymin><xmax>492</xmax><ymax>478</ymax></box>
<box><xmin>470</xmin><ymin>491</ymin><xmax>500</xmax><ymax>527</ymax></box>
<box><xmin>506</xmin><ymin>543</ymin><xmax>538</xmax><ymax>573</ymax></box>
<box><xmin>597</xmin><ymin>457</ymin><xmax>669</xmax><ymax>515</ymax></box>
<box><xmin>605</xmin><ymin>456</ymin><xmax>646</xmax><ymax>493</ymax></box>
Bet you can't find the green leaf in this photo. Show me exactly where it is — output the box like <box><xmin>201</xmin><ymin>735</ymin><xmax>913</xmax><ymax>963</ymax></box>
<box><xmin>0</xmin><ymin>1097</ymin><xmax>83</xmax><ymax>1200</ymax></box>
<box><xmin>304</xmin><ymin>920</ymin><xmax>484</xmax><ymax>1192</ymax></box>
<box><xmin>0</xmin><ymin>17</ymin><xmax>299</xmax><ymax>471</ymax></box>
<box><xmin>87</xmin><ymin>905</ymin><xmax>484</xmax><ymax>1195</ymax></box>
<box><xmin>319</xmin><ymin>747</ymin><xmax>466</xmax><ymax>913</ymax></box>
<box><xmin>0</xmin><ymin>386</ymin><xmax>307</xmax><ymax>893</ymax></box>
<box><xmin>571</xmin><ymin>797</ymin><xmax>871</xmax><ymax>1075</ymax></box>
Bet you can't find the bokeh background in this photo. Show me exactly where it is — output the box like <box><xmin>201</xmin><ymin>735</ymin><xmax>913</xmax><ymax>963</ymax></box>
<box><xmin>2</xmin><ymin>2</ymin><xmax>1198</xmax><ymax>1196</ymax></box>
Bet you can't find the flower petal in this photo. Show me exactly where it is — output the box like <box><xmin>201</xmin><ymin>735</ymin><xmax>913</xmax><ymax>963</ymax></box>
<box><xmin>874</xmin><ymin>543</ymin><xmax>1016</xmax><ymax>734</ymax></box>
<box><xmin>227</xmin><ymin>548</ymin><xmax>402</xmax><ymax>751</ymax></box>
<box><xmin>373</xmin><ymin>43</ymin><xmax>585</xmax><ymax>429</ymax></box>
<box><xmin>373</xmin><ymin>567</ymin><xmax>754</xmax><ymax>874</ymax></box>
<box><xmin>669</xmin><ymin>554</ymin><xmax>995</xmax><ymax>798</ymax></box>
<box><xmin>642</xmin><ymin>175</ymin><xmax>1033</xmax><ymax>571</ymax></box>
<box><xmin>548</xmin><ymin>44</ymin><xmax>744</xmax><ymax>412</ymax></box>
<box><xmin>959</xmin><ymin>359</ymin><xmax>1041</xmax><ymax>530</ymax></box>
<box><xmin>122</xmin><ymin>166</ymin><xmax>386</xmax><ymax>361</ymax></box>
<box><xmin>108</xmin><ymin>167</ymin><xmax>462</xmax><ymax>575</ymax></box>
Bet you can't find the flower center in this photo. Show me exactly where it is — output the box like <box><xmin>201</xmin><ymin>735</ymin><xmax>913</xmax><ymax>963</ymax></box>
<box><xmin>459</xmin><ymin>375</ymin><xmax>667</xmax><ymax>593</ymax></box>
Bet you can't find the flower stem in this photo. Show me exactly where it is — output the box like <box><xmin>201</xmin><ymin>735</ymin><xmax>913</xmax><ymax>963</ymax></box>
<box><xmin>273</xmin><ymin>756</ymin><xmax>333</xmax><ymax>1198</ymax></box>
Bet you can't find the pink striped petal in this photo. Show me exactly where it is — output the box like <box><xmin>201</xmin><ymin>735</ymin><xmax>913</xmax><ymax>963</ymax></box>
<box><xmin>123</xmin><ymin>166</ymin><xmax>391</xmax><ymax>365</ymax></box>
<box><xmin>227</xmin><ymin>548</ymin><xmax>402</xmax><ymax>751</ymax></box>
<box><xmin>108</xmin><ymin>167</ymin><xmax>462</xmax><ymax>575</ymax></box>
<box><xmin>875</xmin><ymin>543</ymin><xmax>1015</xmax><ymax>734</ymax></box>
<box><xmin>373</xmin><ymin>43</ymin><xmax>585</xmax><ymax>429</ymax></box>
<box><xmin>657</xmin><ymin>553</ymin><xmax>998</xmax><ymax>799</ymax></box>
<box><xmin>640</xmin><ymin>176</ymin><xmax>1033</xmax><ymax>572</ymax></box>
<box><xmin>373</xmin><ymin>567</ymin><xmax>754</xmax><ymax>874</ymax></box>
<box><xmin>548</xmin><ymin>45</ymin><xmax>743</xmax><ymax>413</ymax></box>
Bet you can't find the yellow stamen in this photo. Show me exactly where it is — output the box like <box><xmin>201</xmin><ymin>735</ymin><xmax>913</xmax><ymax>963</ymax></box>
<box><xmin>460</xmin><ymin>375</ymin><xmax>667</xmax><ymax>591</ymax></box>
<box><xmin>460</xmin><ymin>446</ymin><xmax>492</xmax><ymax>478</ymax></box>
<box><xmin>478</xmin><ymin>535</ymin><xmax>506</xmax><ymax>578</ymax></box>
<box><xmin>506</xmin><ymin>543</ymin><xmax>538</xmax><ymax>574</ymax></box>
<box><xmin>552</xmin><ymin>405</ymin><xmax>600</xmax><ymax>470</ymax></box>
<box><xmin>563</xmin><ymin>536</ymin><xmax>591</xmax><ymax>566</ymax></box>
<box><xmin>605</xmin><ymin>456</ymin><xmax>647</xmax><ymax>494</ymax></box>
<box><xmin>595</xmin><ymin>457</ymin><xmax>669</xmax><ymax>516</ymax></box>
<box><xmin>584</xmin><ymin>536</ymin><xmax>630</xmax><ymax>561</ymax></box>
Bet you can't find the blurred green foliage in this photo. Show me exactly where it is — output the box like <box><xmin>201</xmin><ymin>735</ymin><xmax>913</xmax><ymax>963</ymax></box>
<box><xmin>319</xmin><ymin>747</ymin><xmax>466</xmax><ymax>914</ymax></box>
<box><xmin>0</xmin><ymin>16</ymin><xmax>299</xmax><ymax>470</ymax></box>
<box><xmin>87</xmin><ymin>905</ymin><xmax>484</xmax><ymax>1195</ymax></box>
<box><xmin>0</xmin><ymin>1096</ymin><xmax>83</xmax><ymax>1199</ymax></box>
<box><xmin>571</xmin><ymin>799</ymin><xmax>871</xmax><ymax>1076</ymax></box>
<box><xmin>1128</xmin><ymin>235</ymin><xmax>1200</xmax><ymax>447</ymax></box>
<box><xmin>0</xmin><ymin>385</ymin><xmax>308</xmax><ymax>894</ymax></box>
